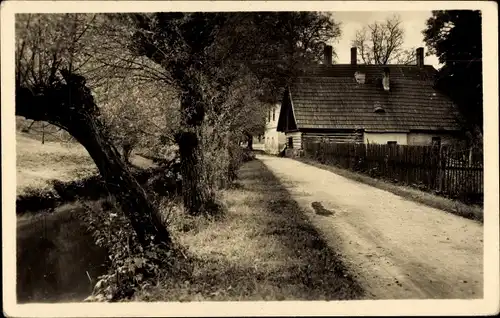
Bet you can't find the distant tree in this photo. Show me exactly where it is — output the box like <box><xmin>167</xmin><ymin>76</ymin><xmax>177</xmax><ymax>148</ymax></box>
<box><xmin>423</xmin><ymin>10</ymin><xmax>483</xmax><ymax>139</ymax></box>
<box><xmin>15</xmin><ymin>14</ymin><xmax>171</xmax><ymax>248</ymax></box>
<box><xmin>352</xmin><ymin>15</ymin><xmax>415</xmax><ymax>65</ymax></box>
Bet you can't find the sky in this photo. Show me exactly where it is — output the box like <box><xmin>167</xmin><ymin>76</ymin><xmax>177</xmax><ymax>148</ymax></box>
<box><xmin>330</xmin><ymin>11</ymin><xmax>440</xmax><ymax>68</ymax></box>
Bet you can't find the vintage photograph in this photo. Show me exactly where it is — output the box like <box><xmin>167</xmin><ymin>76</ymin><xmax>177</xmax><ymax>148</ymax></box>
<box><xmin>2</xmin><ymin>1</ymin><xmax>498</xmax><ymax>316</ymax></box>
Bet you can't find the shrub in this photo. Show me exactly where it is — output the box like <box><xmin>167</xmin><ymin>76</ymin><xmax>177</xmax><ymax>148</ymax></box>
<box><xmin>80</xmin><ymin>198</ymin><xmax>184</xmax><ymax>302</ymax></box>
<box><xmin>16</xmin><ymin>186</ymin><xmax>61</xmax><ymax>212</ymax></box>
<box><xmin>241</xmin><ymin>148</ymin><xmax>256</xmax><ymax>162</ymax></box>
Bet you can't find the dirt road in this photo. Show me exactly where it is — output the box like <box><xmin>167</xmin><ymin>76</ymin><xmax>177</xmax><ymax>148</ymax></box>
<box><xmin>259</xmin><ymin>155</ymin><xmax>483</xmax><ymax>299</ymax></box>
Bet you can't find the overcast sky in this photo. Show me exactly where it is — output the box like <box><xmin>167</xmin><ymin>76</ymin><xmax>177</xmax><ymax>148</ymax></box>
<box><xmin>330</xmin><ymin>11</ymin><xmax>440</xmax><ymax>68</ymax></box>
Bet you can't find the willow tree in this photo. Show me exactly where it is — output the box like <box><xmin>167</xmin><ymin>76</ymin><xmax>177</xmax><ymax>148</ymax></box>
<box><xmin>120</xmin><ymin>12</ymin><xmax>341</xmax><ymax>216</ymax></box>
<box><xmin>15</xmin><ymin>14</ymin><xmax>171</xmax><ymax>248</ymax></box>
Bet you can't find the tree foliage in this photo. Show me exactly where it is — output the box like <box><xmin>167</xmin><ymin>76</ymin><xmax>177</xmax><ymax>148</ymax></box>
<box><xmin>352</xmin><ymin>14</ymin><xmax>415</xmax><ymax>65</ymax></box>
<box><xmin>15</xmin><ymin>13</ymin><xmax>172</xmax><ymax>248</ymax></box>
<box><xmin>119</xmin><ymin>12</ymin><xmax>341</xmax><ymax>215</ymax></box>
<box><xmin>423</xmin><ymin>10</ymin><xmax>483</xmax><ymax>137</ymax></box>
<box><xmin>96</xmin><ymin>75</ymin><xmax>179</xmax><ymax>162</ymax></box>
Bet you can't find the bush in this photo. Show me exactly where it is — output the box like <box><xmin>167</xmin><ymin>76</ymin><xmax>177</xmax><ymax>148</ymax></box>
<box><xmin>241</xmin><ymin>148</ymin><xmax>256</xmax><ymax>162</ymax></box>
<box><xmin>80</xmin><ymin>198</ymin><xmax>186</xmax><ymax>302</ymax></box>
<box><xmin>16</xmin><ymin>186</ymin><xmax>62</xmax><ymax>212</ymax></box>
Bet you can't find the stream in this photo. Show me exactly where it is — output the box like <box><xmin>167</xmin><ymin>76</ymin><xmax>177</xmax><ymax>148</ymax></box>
<box><xmin>16</xmin><ymin>203</ymin><xmax>108</xmax><ymax>303</ymax></box>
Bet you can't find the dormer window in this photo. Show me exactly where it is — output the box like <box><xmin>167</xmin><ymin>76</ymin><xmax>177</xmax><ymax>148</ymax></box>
<box><xmin>374</xmin><ymin>101</ymin><xmax>385</xmax><ymax>113</ymax></box>
<box><xmin>354</xmin><ymin>71</ymin><xmax>366</xmax><ymax>84</ymax></box>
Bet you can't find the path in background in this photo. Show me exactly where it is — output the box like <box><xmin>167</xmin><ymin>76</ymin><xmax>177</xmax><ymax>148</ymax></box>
<box><xmin>259</xmin><ymin>155</ymin><xmax>483</xmax><ymax>299</ymax></box>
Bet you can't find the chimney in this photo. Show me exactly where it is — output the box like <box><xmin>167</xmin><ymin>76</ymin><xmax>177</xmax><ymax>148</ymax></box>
<box><xmin>416</xmin><ymin>47</ymin><xmax>424</xmax><ymax>68</ymax></box>
<box><xmin>351</xmin><ymin>47</ymin><xmax>357</xmax><ymax>65</ymax></box>
<box><xmin>324</xmin><ymin>45</ymin><xmax>333</xmax><ymax>65</ymax></box>
<box><xmin>382</xmin><ymin>67</ymin><xmax>390</xmax><ymax>91</ymax></box>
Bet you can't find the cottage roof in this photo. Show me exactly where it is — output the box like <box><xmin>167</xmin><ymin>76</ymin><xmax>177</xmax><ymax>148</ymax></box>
<box><xmin>280</xmin><ymin>64</ymin><xmax>462</xmax><ymax>132</ymax></box>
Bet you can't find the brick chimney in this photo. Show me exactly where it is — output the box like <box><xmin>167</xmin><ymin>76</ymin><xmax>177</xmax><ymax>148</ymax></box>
<box><xmin>351</xmin><ymin>47</ymin><xmax>357</xmax><ymax>65</ymax></box>
<box><xmin>416</xmin><ymin>47</ymin><xmax>424</xmax><ymax>68</ymax></box>
<box><xmin>324</xmin><ymin>45</ymin><xmax>333</xmax><ymax>65</ymax></box>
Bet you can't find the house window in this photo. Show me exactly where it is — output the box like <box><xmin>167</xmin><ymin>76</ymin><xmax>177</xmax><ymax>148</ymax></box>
<box><xmin>288</xmin><ymin>137</ymin><xmax>293</xmax><ymax>149</ymax></box>
<box><xmin>273</xmin><ymin>109</ymin><xmax>276</xmax><ymax>121</ymax></box>
<box><xmin>432</xmin><ymin>137</ymin><xmax>441</xmax><ymax>147</ymax></box>
<box><xmin>387</xmin><ymin>141</ymin><xmax>397</xmax><ymax>146</ymax></box>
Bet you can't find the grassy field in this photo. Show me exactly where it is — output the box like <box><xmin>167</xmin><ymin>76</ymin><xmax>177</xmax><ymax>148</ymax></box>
<box><xmin>135</xmin><ymin>160</ymin><xmax>363</xmax><ymax>301</ymax></box>
<box><xmin>16</xmin><ymin>131</ymin><xmax>153</xmax><ymax>196</ymax></box>
<box><xmin>16</xmin><ymin>132</ymin><xmax>97</xmax><ymax>196</ymax></box>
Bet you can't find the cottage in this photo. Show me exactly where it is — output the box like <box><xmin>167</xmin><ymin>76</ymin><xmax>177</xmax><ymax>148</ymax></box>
<box><xmin>263</xmin><ymin>103</ymin><xmax>286</xmax><ymax>154</ymax></box>
<box><xmin>276</xmin><ymin>46</ymin><xmax>463</xmax><ymax>155</ymax></box>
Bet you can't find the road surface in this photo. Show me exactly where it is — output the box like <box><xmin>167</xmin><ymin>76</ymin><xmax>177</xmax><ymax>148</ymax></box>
<box><xmin>259</xmin><ymin>155</ymin><xmax>483</xmax><ymax>299</ymax></box>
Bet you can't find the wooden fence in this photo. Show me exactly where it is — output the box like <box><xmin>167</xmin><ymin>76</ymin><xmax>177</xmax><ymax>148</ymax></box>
<box><xmin>302</xmin><ymin>141</ymin><xmax>484</xmax><ymax>204</ymax></box>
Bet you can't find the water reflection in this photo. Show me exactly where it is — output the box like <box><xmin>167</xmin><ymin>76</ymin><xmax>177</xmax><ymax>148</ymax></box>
<box><xmin>17</xmin><ymin>207</ymin><xmax>108</xmax><ymax>303</ymax></box>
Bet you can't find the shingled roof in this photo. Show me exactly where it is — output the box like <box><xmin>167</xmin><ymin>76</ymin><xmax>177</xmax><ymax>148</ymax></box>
<box><xmin>278</xmin><ymin>64</ymin><xmax>462</xmax><ymax>132</ymax></box>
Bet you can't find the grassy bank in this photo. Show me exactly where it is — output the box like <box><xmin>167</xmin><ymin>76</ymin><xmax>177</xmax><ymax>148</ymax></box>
<box><xmin>16</xmin><ymin>132</ymin><xmax>167</xmax><ymax>215</ymax></box>
<box><xmin>134</xmin><ymin>159</ymin><xmax>363</xmax><ymax>301</ymax></box>
<box><xmin>16</xmin><ymin>132</ymin><xmax>156</xmax><ymax>196</ymax></box>
<box><xmin>294</xmin><ymin>157</ymin><xmax>483</xmax><ymax>223</ymax></box>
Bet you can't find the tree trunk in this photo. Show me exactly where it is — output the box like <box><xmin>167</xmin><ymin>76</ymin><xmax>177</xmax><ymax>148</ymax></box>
<box><xmin>175</xmin><ymin>90</ymin><xmax>219</xmax><ymax>216</ymax></box>
<box><xmin>122</xmin><ymin>142</ymin><xmax>133</xmax><ymax>164</ymax></box>
<box><xmin>169</xmin><ymin>64</ymin><xmax>220</xmax><ymax>216</ymax></box>
<box><xmin>246</xmin><ymin>133</ymin><xmax>253</xmax><ymax>150</ymax></box>
<box><xmin>71</xmin><ymin>115</ymin><xmax>171</xmax><ymax>247</ymax></box>
<box><xmin>16</xmin><ymin>74</ymin><xmax>171</xmax><ymax>248</ymax></box>
<box><xmin>176</xmin><ymin>130</ymin><xmax>218</xmax><ymax>216</ymax></box>
<box><xmin>227</xmin><ymin>140</ymin><xmax>240</xmax><ymax>184</ymax></box>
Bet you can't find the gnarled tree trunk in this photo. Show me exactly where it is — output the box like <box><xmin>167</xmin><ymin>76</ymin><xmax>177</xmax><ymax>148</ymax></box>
<box><xmin>122</xmin><ymin>142</ymin><xmax>134</xmax><ymax>164</ymax></box>
<box><xmin>16</xmin><ymin>71</ymin><xmax>171</xmax><ymax>248</ymax></box>
<box><xmin>175</xmin><ymin>91</ymin><xmax>219</xmax><ymax>216</ymax></box>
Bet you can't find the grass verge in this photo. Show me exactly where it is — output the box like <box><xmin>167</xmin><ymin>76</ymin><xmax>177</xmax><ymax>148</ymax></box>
<box><xmin>294</xmin><ymin>157</ymin><xmax>483</xmax><ymax>223</ymax></box>
<box><xmin>134</xmin><ymin>159</ymin><xmax>363</xmax><ymax>301</ymax></box>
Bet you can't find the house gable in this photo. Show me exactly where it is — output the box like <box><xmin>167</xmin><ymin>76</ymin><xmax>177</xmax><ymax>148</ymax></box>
<box><xmin>277</xmin><ymin>88</ymin><xmax>298</xmax><ymax>132</ymax></box>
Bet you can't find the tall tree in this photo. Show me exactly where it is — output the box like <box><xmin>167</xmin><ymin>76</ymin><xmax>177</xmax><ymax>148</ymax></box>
<box><xmin>423</xmin><ymin>10</ymin><xmax>483</xmax><ymax>138</ymax></box>
<box><xmin>352</xmin><ymin>14</ymin><xmax>415</xmax><ymax>65</ymax></box>
<box><xmin>15</xmin><ymin>14</ymin><xmax>171</xmax><ymax>248</ymax></box>
<box><xmin>122</xmin><ymin>12</ymin><xmax>341</xmax><ymax>216</ymax></box>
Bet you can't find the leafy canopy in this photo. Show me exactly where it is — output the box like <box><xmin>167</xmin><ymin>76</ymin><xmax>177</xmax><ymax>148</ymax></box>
<box><xmin>423</xmin><ymin>10</ymin><xmax>483</xmax><ymax>135</ymax></box>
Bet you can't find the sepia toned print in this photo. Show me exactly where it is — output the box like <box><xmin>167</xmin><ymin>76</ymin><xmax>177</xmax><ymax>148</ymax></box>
<box><xmin>2</xmin><ymin>1</ymin><xmax>498</xmax><ymax>317</ymax></box>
